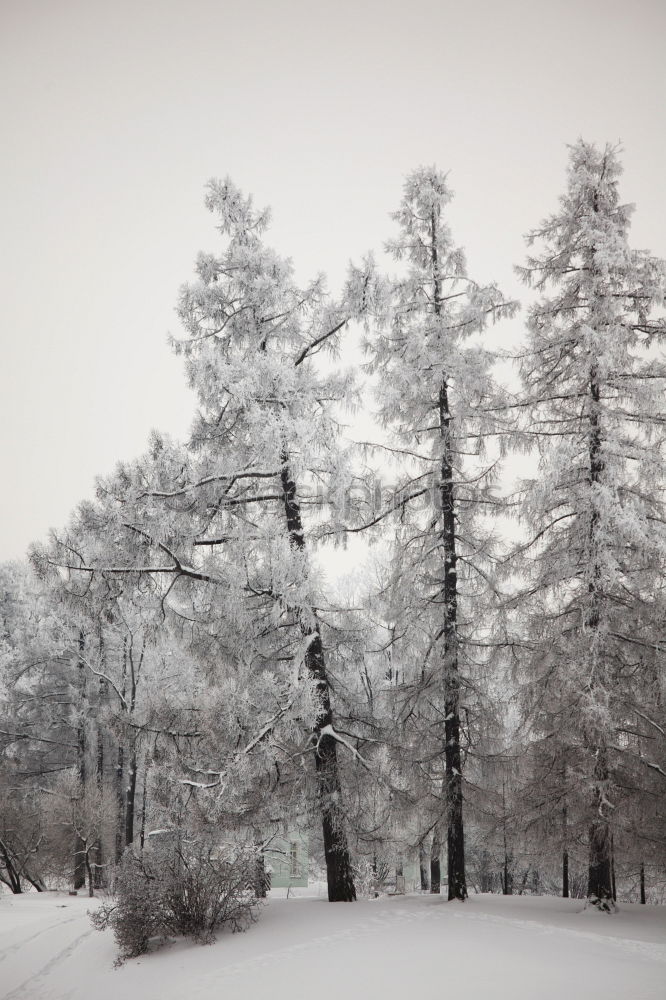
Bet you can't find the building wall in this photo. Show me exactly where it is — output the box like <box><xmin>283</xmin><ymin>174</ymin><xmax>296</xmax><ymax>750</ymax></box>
<box><xmin>265</xmin><ymin>832</ymin><xmax>309</xmax><ymax>888</ymax></box>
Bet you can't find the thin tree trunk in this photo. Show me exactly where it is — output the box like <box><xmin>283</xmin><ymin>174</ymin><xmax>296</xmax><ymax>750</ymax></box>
<box><xmin>479</xmin><ymin>849</ymin><xmax>492</xmax><ymax>893</ymax></box>
<box><xmin>419</xmin><ymin>839</ymin><xmax>430</xmax><ymax>891</ymax></box>
<box><xmin>430</xmin><ymin>824</ymin><xmax>442</xmax><ymax>894</ymax></box>
<box><xmin>95</xmin><ymin>659</ymin><xmax>105</xmax><ymax>888</ymax></box>
<box><xmin>139</xmin><ymin>754</ymin><xmax>149</xmax><ymax>851</ymax></box>
<box><xmin>432</xmin><ymin>209</ymin><xmax>466</xmax><ymax>902</ymax></box>
<box><xmin>503</xmin><ymin>847</ymin><xmax>513</xmax><ymax>895</ymax></box>
<box><xmin>371</xmin><ymin>853</ymin><xmax>379</xmax><ymax>897</ymax></box>
<box><xmin>279</xmin><ymin>456</ymin><xmax>355</xmax><ymax>902</ymax></box>
<box><xmin>116</xmin><ymin>638</ymin><xmax>127</xmax><ymax>862</ymax></box>
<box><xmin>502</xmin><ymin>779</ymin><xmax>512</xmax><ymax>895</ymax></box>
<box><xmin>74</xmin><ymin>630</ymin><xmax>87</xmax><ymax>890</ymax></box>
<box><xmin>611</xmin><ymin>834</ymin><xmax>617</xmax><ymax>903</ymax></box>
<box><xmin>562</xmin><ymin>789</ymin><xmax>569</xmax><ymax>898</ymax></box>
<box><xmin>640</xmin><ymin>862</ymin><xmax>646</xmax><ymax>904</ymax></box>
<box><xmin>86</xmin><ymin>848</ymin><xmax>94</xmax><ymax>898</ymax></box>
<box><xmin>115</xmin><ymin>743</ymin><xmax>124</xmax><ymax>863</ymax></box>
<box><xmin>125</xmin><ymin>741</ymin><xmax>137</xmax><ymax>847</ymax></box>
<box><xmin>124</xmin><ymin>635</ymin><xmax>141</xmax><ymax>851</ymax></box>
<box><xmin>254</xmin><ymin>845</ymin><xmax>267</xmax><ymax>899</ymax></box>
<box><xmin>24</xmin><ymin>872</ymin><xmax>46</xmax><ymax>892</ymax></box>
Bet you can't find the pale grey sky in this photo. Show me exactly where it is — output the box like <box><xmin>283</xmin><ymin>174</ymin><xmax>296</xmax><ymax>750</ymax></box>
<box><xmin>1</xmin><ymin>0</ymin><xmax>665</xmax><ymax>562</ymax></box>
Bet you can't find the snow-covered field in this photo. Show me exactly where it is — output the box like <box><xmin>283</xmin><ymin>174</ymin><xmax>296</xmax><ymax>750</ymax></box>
<box><xmin>1</xmin><ymin>889</ymin><xmax>664</xmax><ymax>1000</ymax></box>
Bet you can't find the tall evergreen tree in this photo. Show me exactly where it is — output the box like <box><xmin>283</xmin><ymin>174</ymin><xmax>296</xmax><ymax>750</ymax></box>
<box><xmin>514</xmin><ymin>140</ymin><xmax>666</xmax><ymax>910</ymax></box>
<box><xmin>370</xmin><ymin>167</ymin><xmax>516</xmax><ymax>900</ymax></box>
<box><xmin>43</xmin><ymin>180</ymin><xmax>375</xmax><ymax>901</ymax></box>
<box><xmin>172</xmin><ymin>180</ymin><xmax>376</xmax><ymax>899</ymax></box>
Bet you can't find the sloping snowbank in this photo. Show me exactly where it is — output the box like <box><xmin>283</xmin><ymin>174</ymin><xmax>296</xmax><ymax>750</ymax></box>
<box><xmin>1</xmin><ymin>890</ymin><xmax>664</xmax><ymax>1000</ymax></box>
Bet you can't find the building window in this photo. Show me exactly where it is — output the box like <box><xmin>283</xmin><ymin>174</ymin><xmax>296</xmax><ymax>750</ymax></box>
<box><xmin>289</xmin><ymin>841</ymin><xmax>299</xmax><ymax>878</ymax></box>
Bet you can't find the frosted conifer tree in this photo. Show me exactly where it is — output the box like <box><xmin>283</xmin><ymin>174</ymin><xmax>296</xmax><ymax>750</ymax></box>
<box><xmin>514</xmin><ymin>141</ymin><xmax>666</xmax><ymax>910</ymax></box>
<box><xmin>56</xmin><ymin>181</ymin><xmax>377</xmax><ymax>902</ymax></box>
<box><xmin>33</xmin><ymin>177</ymin><xmax>380</xmax><ymax>901</ymax></box>
<box><xmin>172</xmin><ymin>180</ymin><xmax>380</xmax><ymax>900</ymax></box>
<box><xmin>370</xmin><ymin>168</ymin><xmax>516</xmax><ymax>901</ymax></box>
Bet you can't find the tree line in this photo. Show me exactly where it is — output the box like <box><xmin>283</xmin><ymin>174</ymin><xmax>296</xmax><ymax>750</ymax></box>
<box><xmin>1</xmin><ymin>140</ymin><xmax>664</xmax><ymax>911</ymax></box>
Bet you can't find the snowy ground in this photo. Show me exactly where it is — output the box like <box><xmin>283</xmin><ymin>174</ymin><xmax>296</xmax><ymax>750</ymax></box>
<box><xmin>1</xmin><ymin>888</ymin><xmax>664</xmax><ymax>1000</ymax></box>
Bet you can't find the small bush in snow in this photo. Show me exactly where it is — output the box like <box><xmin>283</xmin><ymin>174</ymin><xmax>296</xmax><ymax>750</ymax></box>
<box><xmin>91</xmin><ymin>838</ymin><xmax>261</xmax><ymax>964</ymax></box>
<box><xmin>352</xmin><ymin>857</ymin><xmax>390</xmax><ymax>897</ymax></box>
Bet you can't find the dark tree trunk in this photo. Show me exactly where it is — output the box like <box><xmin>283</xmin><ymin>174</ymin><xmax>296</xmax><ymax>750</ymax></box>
<box><xmin>503</xmin><ymin>857</ymin><xmax>513</xmax><ymax>895</ymax></box>
<box><xmin>279</xmin><ymin>457</ymin><xmax>355</xmax><ymax>902</ymax></box>
<box><xmin>502</xmin><ymin>782</ymin><xmax>512</xmax><ymax>895</ymax></box>
<box><xmin>85</xmin><ymin>848</ymin><xmax>94</xmax><ymax>898</ymax></box>
<box><xmin>479</xmin><ymin>849</ymin><xmax>492</xmax><ymax>893</ymax></box>
<box><xmin>74</xmin><ymin>630</ymin><xmax>87</xmax><ymax>890</ymax></box>
<box><xmin>139</xmin><ymin>755</ymin><xmax>149</xmax><ymax>851</ymax></box>
<box><xmin>611</xmin><ymin>836</ymin><xmax>617</xmax><ymax>903</ymax></box>
<box><xmin>24</xmin><ymin>872</ymin><xmax>46</xmax><ymax>892</ymax></box>
<box><xmin>430</xmin><ymin>826</ymin><xmax>442</xmax><ymax>894</ymax></box>
<box><xmin>116</xmin><ymin>638</ymin><xmax>127</xmax><ymax>862</ymax></box>
<box><xmin>371</xmin><ymin>852</ymin><xmax>379</xmax><ymax>897</ymax></box>
<box><xmin>254</xmin><ymin>848</ymin><xmax>268</xmax><ymax>898</ymax></box>
<box><xmin>125</xmin><ymin>742</ymin><xmax>137</xmax><ymax>847</ymax></box>
<box><xmin>587</xmin><ymin>815</ymin><xmax>613</xmax><ymax>908</ymax></box>
<box><xmin>124</xmin><ymin>636</ymin><xmax>141</xmax><ymax>850</ymax></box>
<box><xmin>432</xmin><ymin>210</ymin><xmax>467</xmax><ymax>902</ymax></box>
<box><xmin>640</xmin><ymin>862</ymin><xmax>646</xmax><ymax>904</ymax></box>
<box><xmin>115</xmin><ymin>743</ymin><xmax>125</xmax><ymax>862</ymax></box>
<box><xmin>419</xmin><ymin>839</ymin><xmax>430</xmax><ymax>891</ymax></box>
<box><xmin>94</xmin><ymin>668</ymin><xmax>105</xmax><ymax>888</ymax></box>
<box><xmin>587</xmin><ymin>747</ymin><xmax>614</xmax><ymax>909</ymax></box>
<box><xmin>562</xmin><ymin>794</ymin><xmax>569</xmax><ymax>897</ymax></box>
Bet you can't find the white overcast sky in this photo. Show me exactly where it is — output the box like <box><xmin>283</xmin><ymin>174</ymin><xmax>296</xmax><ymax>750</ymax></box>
<box><xmin>1</xmin><ymin>0</ymin><xmax>665</xmax><ymax>563</ymax></box>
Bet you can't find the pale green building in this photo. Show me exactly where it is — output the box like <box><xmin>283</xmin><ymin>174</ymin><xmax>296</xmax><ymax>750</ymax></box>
<box><xmin>264</xmin><ymin>832</ymin><xmax>309</xmax><ymax>889</ymax></box>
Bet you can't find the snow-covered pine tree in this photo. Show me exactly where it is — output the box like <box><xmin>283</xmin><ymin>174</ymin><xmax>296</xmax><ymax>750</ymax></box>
<box><xmin>514</xmin><ymin>140</ymin><xmax>666</xmax><ymax>910</ymax></box>
<box><xmin>64</xmin><ymin>180</ymin><xmax>375</xmax><ymax>901</ymax></box>
<box><xmin>177</xmin><ymin>181</ymin><xmax>382</xmax><ymax>900</ymax></box>
<box><xmin>369</xmin><ymin>167</ymin><xmax>516</xmax><ymax>901</ymax></box>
